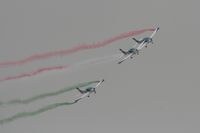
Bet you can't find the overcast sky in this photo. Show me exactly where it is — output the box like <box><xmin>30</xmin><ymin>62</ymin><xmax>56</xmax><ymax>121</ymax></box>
<box><xmin>0</xmin><ymin>0</ymin><xmax>200</xmax><ymax>133</ymax></box>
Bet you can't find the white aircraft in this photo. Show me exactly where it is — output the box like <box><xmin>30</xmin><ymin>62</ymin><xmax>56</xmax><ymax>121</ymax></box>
<box><xmin>136</xmin><ymin>27</ymin><xmax>160</xmax><ymax>50</ymax></box>
<box><xmin>118</xmin><ymin>27</ymin><xmax>159</xmax><ymax>64</ymax></box>
<box><xmin>118</xmin><ymin>48</ymin><xmax>139</xmax><ymax>64</ymax></box>
<box><xmin>73</xmin><ymin>79</ymin><xmax>104</xmax><ymax>103</ymax></box>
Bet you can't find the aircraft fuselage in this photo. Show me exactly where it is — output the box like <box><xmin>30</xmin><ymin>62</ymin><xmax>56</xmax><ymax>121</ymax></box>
<box><xmin>140</xmin><ymin>37</ymin><xmax>153</xmax><ymax>44</ymax></box>
<box><xmin>128</xmin><ymin>48</ymin><xmax>139</xmax><ymax>55</ymax></box>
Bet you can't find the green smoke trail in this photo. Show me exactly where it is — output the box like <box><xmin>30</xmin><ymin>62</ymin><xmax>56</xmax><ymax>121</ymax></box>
<box><xmin>0</xmin><ymin>101</ymin><xmax>75</xmax><ymax>125</ymax></box>
<box><xmin>0</xmin><ymin>80</ymin><xmax>99</xmax><ymax>106</ymax></box>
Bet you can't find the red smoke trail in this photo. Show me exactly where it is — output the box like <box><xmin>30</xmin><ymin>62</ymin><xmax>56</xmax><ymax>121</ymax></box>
<box><xmin>0</xmin><ymin>53</ymin><xmax>121</xmax><ymax>82</ymax></box>
<box><xmin>0</xmin><ymin>66</ymin><xmax>68</xmax><ymax>82</ymax></box>
<box><xmin>0</xmin><ymin>54</ymin><xmax>119</xmax><ymax>82</ymax></box>
<box><xmin>0</xmin><ymin>28</ymin><xmax>155</xmax><ymax>68</ymax></box>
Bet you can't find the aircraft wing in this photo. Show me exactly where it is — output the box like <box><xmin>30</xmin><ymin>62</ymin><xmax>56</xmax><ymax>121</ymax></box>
<box><xmin>137</xmin><ymin>27</ymin><xmax>159</xmax><ymax>50</ymax></box>
<box><xmin>136</xmin><ymin>41</ymin><xmax>146</xmax><ymax>51</ymax></box>
<box><xmin>118</xmin><ymin>53</ymin><xmax>132</xmax><ymax>64</ymax></box>
<box><xmin>95</xmin><ymin>79</ymin><xmax>104</xmax><ymax>88</ymax></box>
<box><xmin>74</xmin><ymin>92</ymin><xmax>90</xmax><ymax>102</ymax></box>
<box><xmin>150</xmin><ymin>27</ymin><xmax>159</xmax><ymax>38</ymax></box>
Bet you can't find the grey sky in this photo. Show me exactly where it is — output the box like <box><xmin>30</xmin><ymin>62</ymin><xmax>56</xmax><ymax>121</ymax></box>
<box><xmin>0</xmin><ymin>0</ymin><xmax>199</xmax><ymax>132</ymax></box>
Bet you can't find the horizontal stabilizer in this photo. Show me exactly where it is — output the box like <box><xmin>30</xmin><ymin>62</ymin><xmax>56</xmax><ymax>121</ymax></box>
<box><xmin>119</xmin><ymin>49</ymin><xmax>127</xmax><ymax>55</ymax></box>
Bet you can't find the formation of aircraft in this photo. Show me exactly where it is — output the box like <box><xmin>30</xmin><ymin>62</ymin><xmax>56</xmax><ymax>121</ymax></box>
<box><xmin>118</xmin><ymin>27</ymin><xmax>159</xmax><ymax>64</ymax></box>
<box><xmin>73</xmin><ymin>27</ymin><xmax>159</xmax><ymax>103</ymax></box>
<box><xmin>73</xmin><ymin>79</ymin><xmax>104</xmax><ymax>103</ymax></box>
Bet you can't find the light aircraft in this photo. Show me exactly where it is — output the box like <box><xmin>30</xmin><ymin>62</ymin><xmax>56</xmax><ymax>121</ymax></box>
<box><xmin>118</xmin><ymin>48</ymin><xmax>139</xmax><ymax>64</ymax></box>
<box><xmin>74</xmin><ymin>79</ymin><xmax>104</xmax><ymax>103</ymax></box>
<box><xmin>118</xmin><ymin>27</ymin><xmax>159</xmax><ymax>64</ymax></box>
<box><xmin>135</xmin><ymin>27</ymin><xmax>159</xmax><ymax>50</ymax></box>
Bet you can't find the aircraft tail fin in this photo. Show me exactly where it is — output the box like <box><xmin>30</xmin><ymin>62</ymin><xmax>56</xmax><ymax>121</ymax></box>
<box><xmin>76</xmin><ymin>88</ymin><xmax>84</xmax><ymax>94</ymax></box>
<box><xmin>119</xmin><ymin>49</ymin><xmax>127</xmax><ymax>55</ymax></box>
<box><xmin>132</xmin><ymin>38</ymin><xmax>141</xmax><ymax>43</ymax></box>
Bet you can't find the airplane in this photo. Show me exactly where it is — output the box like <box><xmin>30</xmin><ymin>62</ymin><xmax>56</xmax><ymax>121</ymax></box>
<box><xmin>118</xmin><ymin>48</ymin><xmax>139</xmax><ymax>64</ymax></box>
<box><xmin>135</xmin><ymin>27</ymin><xmax>160</xmax><ymax>50</ymax></box>
<box><xmin>73</xmin><ymin>79</ymin><xmax>104</xmax><ymax>103</ymax></box>
<box><xmin>118</xmin><ymin>27</ymin><xmax>159</xmax><ymax>64</ymax></box>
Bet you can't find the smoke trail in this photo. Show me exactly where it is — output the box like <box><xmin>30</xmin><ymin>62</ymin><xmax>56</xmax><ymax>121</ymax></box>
<box><xmin>70</xmin><ymin>53</ymin><xmax>122</xmax><ymax>69</ymax></box>
<box><xmin>0</xmin><ymin>54</ymin><xmax>121</xmax><ymax>83</ymax></box>
<box><xmin>0</xmin><ymin>81</ymin><xmax>99</xmax><ymax>106</ymax></box>
<box><xmin>0</xmin><ymin>65</ymin><xmax>68</xmax><ymax>82</ymax></box>
<box><xmin>88</xmin><ymin>54</ymin><xmax>123</xmax><ymax>65</ymax></box>
<box><xmin>0</xmin><ymin>101</ymin><xmax>75</xmax><ymax>125</ymax></box>
<box><xmin>0</xmin><ymin>28</ymin><xmax>154</xmax><ymax>68</ymax></box>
